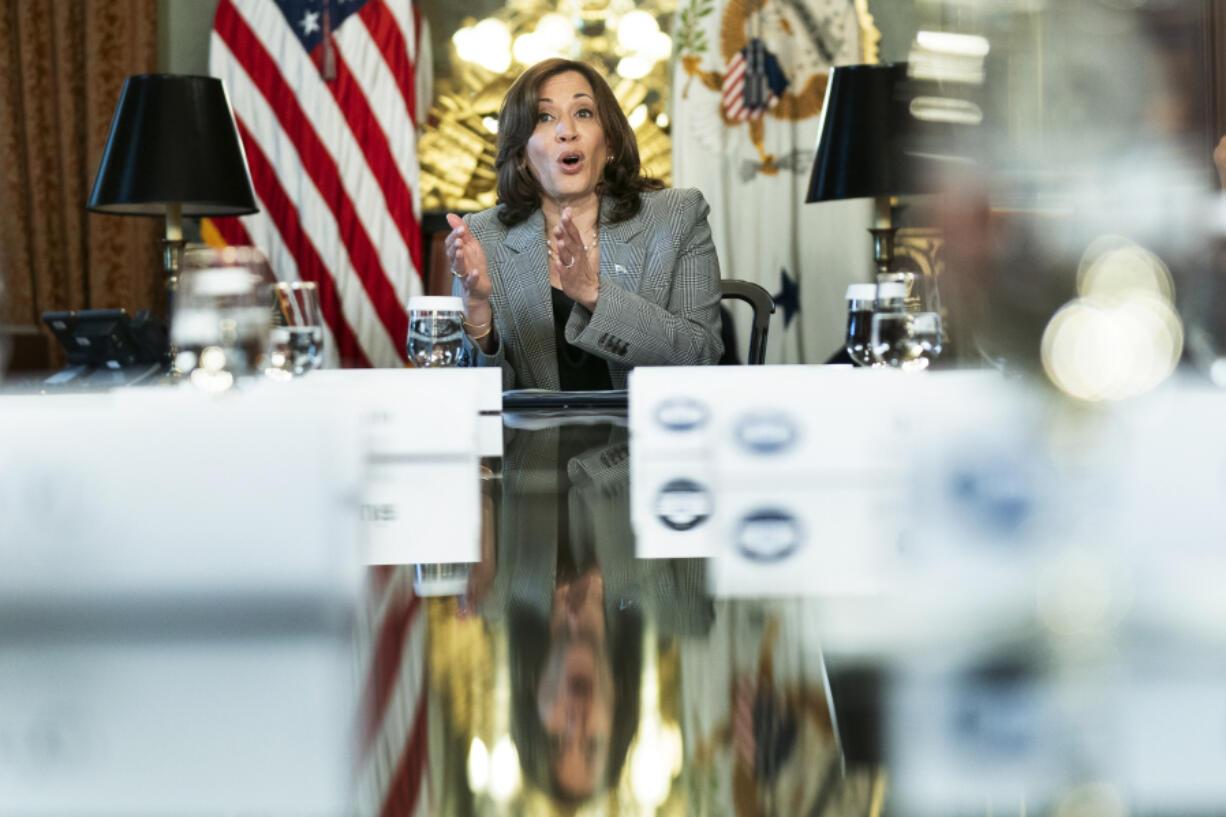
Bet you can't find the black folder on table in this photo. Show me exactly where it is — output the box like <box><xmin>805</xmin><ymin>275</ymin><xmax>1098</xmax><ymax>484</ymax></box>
<box><xmin>501</xmin><ymin>389</ymin><xmax>628</xmax><ymax>412</ymax></box>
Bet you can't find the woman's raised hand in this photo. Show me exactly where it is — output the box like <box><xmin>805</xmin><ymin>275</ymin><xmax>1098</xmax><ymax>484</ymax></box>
<box><xmin>550</xmin><ymin>207</ymin><xmax>600</xmax><ymax>311</ymax></box>
<box><xmin>445</xmin><ymin>213</ymin><xmax>492</xmax><ymax>306</ymax></box>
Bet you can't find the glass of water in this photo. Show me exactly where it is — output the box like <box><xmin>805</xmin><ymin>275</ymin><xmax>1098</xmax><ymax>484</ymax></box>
<box><xmin>844</xmin><ymin>283</ymin><xmax>879</xmax><ymax>367</ymax></box>
<box><xmin>906</xmin><ymin>311</ymin><xmax>943</xmax><ymax>370</ymax></box>
<box><xmin>406</xmin><ymin>295</ymin><xmax>467</xmax><ymax>368</ymax></box>
<box><xmin>903</xmin><ymin>272</ymin><xmax>943</xmax><ymax>370</ymax></box>
<box><xmin>266</xmin><ymin>282</ymin><xmax>324</xmax><ymax>379</ymax></box>
<box><xmin>871</xmin><ymin>274</ymin><xmax>943</xmax><ymax>371</ymax></box>
<box><xmin>871</xmin><ymin>279</ymin><xmax>916</xmax><ymax>369</ymax></box>
<box><xmin>172</xmin><ymin>265</ymin><xmax>270</xmax><ymax>392</ymax></box>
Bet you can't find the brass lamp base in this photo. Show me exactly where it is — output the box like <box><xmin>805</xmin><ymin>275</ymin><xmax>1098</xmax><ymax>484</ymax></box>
<box><xmin>868</xmin><ymin>226</ymin><xmax>897</xmax><ymax>277</ymax></box>
<box><xmin>160</xmin><ymin>237</ymin><xmax>186</xmax><ymax>318</ymax></box>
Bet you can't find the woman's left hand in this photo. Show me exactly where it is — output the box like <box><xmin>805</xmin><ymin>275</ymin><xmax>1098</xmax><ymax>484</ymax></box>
<box><xmin>549</xmin><ymin>207</ymin><xmax>599</xmax><ymax>311</ymax></box>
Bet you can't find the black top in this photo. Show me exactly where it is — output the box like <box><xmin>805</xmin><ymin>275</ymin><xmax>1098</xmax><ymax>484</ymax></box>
<box><xmin>551</xmin><ymin>287</ymin><xmax>613</xmax><ymax>391</ymax></box>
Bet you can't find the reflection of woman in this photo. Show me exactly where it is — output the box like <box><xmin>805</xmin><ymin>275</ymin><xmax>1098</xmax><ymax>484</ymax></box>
<box><xmin>503</xmin><ymin>424</ymin><xmax>642</xmax><ymax>805</ymax></box>
<box><xmin>446</xmin><ymin>59</ymin><xmax>724</xmax><ymax>389</ymax></box>
<box><xmin>510</xmin><ymin>558</ymin><xmax>642</xmax><ymax>806</ymax></box>
<box><xmin>495</xmin><ymin>423</ymin><xmax>710</xmax><ymax>805</ymax></box>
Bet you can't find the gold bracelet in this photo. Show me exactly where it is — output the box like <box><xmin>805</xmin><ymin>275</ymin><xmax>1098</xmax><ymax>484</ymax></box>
<box><xmin>462</xmin><ymin>318</ymin><xmax>491</xmax><ymax>331</ymax></box>
<box><xmin>466</xmin><ymin>323</ymin><xmax>492</xmax><ymax>340</ymax></box>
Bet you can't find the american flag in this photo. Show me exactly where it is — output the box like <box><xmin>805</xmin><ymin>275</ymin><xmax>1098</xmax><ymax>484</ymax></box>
<box><xmin>721</xmin><ymin>38</ymin><xmax>789</xmax><ymax>122</ymax></box>
<box><xmin>207</xmin><ymin>0</ymin><xmax>425</xmax><ymax>368</ymax></box>
<box><xmin>355</xmin><ymin>565</ymin><xmax>429</xmax><ymax>817</ymax></box>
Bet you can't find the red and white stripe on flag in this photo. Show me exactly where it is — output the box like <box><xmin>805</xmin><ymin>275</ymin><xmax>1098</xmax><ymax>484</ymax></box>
<box><xmin>355</xmin><ymin>566</ymin><xmax>429</xmax><ymax>817</ymax></box>
<box><xmin>722</xmin><ymin>52</ymin><xmax>773</xmax><ymax>123</ymax></box>
<box><xmin>208</xmin><ymin>0</ymin><xmax>425</xmax><ymax>368</ymax></box>
<box><xmin>721</xmin><ymin>52</ymin><xmax>750</xmax><ymax>122</ymax></box>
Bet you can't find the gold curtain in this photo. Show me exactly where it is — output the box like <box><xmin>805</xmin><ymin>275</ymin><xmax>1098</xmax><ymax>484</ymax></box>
<box><xmin>0</xmin><ymin>1</ymin><xmax>159</xmax><ymax>367</ymax></box>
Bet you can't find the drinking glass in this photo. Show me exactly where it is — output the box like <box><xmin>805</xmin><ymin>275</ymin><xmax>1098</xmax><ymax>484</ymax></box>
<box><xmin>406</xmin><ymin>296</ymin><xmax>467</xmax><ymax>368</ymax></box>
<box><xmin>413</xmin><ymin>563</ymin><xmax>472</xmax><ymax>598</ymax></box>
<box><xmin>844</xmin><ymin>283</ymin><xmax>878</xmax><ymax>367</ymax></box>
<box><xmin>265</xmin><ymin>282</ymin><xmax>324</xmax><ymax>379</ymax></box>
<box><xmin>903</xmin><ymin>272</ymin><xmax>943</xmax><ymax>370</ymax></box>
<box><xmin>871</xmin><ymin>273</ymin><xmax>944</xmax><ymax>371</ymax></box>
<box><xmin>907</xmin><ymin>311</ymin><xmax>943</xmax><ymax>370</ymax></box>
<box><xmin>871</xmin><ymin>280</ymin><xmax>913</xmax><ymax>368</ymax></box>
<box><xmin>172</xmin><ymin>264</ymin><xmax>270</xmax><ymax>392</ymax></box>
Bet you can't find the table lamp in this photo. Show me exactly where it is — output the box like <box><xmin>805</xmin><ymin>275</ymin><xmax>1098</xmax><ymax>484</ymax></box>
<box><xmin>806</xmin><ymin>62</ymin><xmax>921</xmax><ymax>276</ymax></box>
<box><xmin>86</xmin><ymin>74</ymin><xmax>258</xmax><ymax>313</ymax></box>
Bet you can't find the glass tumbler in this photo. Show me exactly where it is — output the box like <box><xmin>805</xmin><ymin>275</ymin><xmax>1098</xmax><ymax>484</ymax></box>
<box><xmin>172</xmin><ymin>265</ymin><xmax>270</xmax><ymax>391</ymax></box>
<box><xmin>266</xmin><ymin>282</ymin><xmax>324</xmax><ymax>379</ymax></box>
<box><xmin>872</xmin><ymin>273</ymin><xmax>943</xmax><ymax>371</ymax></box>
<box><xmin>406</xmin><ymin>296</ymin><xmax>467</xmax><ymax>368</ymax></box>
<box><xmin>870</xmin><ymin>280</ymin><xmax>913</xmax><ymax>369</ymax></box>
<box><xmin>844</xmin><ymin>283</ymin><xmax>879</xmax><ymax>367</ymax></box>
<box><xmin>892</xmin><ymin>270</ymin><xmax>942</xmax><ymax>370</ymax></box>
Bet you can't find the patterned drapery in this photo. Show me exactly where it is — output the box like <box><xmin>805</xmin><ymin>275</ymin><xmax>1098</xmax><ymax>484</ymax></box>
<box><xmin>0</xmin><ymin>1</ymin><xmax>159</xmax><ymax>367</ymax></box>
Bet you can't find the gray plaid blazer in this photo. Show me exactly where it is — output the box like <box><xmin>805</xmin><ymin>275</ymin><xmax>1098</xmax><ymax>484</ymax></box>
<box><xmin>454</xmin><ymin>188</ymin><xmax>724</xmax><ymax>389</ymax></box>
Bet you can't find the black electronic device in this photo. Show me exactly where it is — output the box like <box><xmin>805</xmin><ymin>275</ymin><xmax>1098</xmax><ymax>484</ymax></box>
<box><xmin>42</xmin><ymin>309</ymin><xmax>168</xmax><ymax>369</ymax></box>
<box><xmin>39</xmin><ymin>309</ymin><xmax>168</xmax><ymax>387</ymax></box>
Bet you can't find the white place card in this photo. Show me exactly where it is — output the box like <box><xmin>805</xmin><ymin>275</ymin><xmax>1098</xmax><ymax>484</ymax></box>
<box><xmin>307</xmin><ymin>367</ymin><xmax>502</xmax><ymax>456</ymax></box>
<box><xmin>630</xmin><ymin>367</ymin><xmax>1011</xmax><ymax>601</ymax></box>
<box><xmin>629</xmin><ymin>366</ymin><xmax>912</xmax><ymax>565</ymax></box>
<box><xmin>633</xmin><ymin>459</ymin><xmax>719</xmax><ymax>559</ymax></box>
<box><xmin>288</xmin><ymin>370</ymin><xmax>485</xmax><ymax>565</ymax></box>
<box><xmin>0</xmin><ymin>389</ymin><xmax>362</xmax><ymax>817</ymax></box>
<box><xmin>0</xmin><ymin>388</ymin><xmax>364</xmax><ymax>599</ymax></box>
<box><xmin>886</xmin><ymin>668</ymin><xmax>1066</xmax><ymax>817</ymax></box>
<box><xmin>1112</xmin><ymin>673</ymin><xmax>1226</xmax><ymax>812</ymax></box>
<box><xmin>707</xmin><ymin>482</ymin><xmax>902</xmax><ymax>597</ymax></box>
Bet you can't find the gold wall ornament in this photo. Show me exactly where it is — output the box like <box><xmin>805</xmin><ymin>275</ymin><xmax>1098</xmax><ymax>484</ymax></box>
<box><xmin>419</xmin><ymin>0</ymin><xmax>676</xmax><ymax>213</ymax></box>
<box><xmin>855</xmin><ymin>0</ymin><xmax>881</xmax><ymax>65</ymax></box>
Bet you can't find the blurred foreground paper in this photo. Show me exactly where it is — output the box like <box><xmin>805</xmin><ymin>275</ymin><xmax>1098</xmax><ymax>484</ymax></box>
<box><xmin>0</xmin><ymin>391</ymin><xmax>363</xmax><ymax>816</ymax></box>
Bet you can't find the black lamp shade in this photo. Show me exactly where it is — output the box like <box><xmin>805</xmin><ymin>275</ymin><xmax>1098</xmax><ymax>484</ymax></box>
<box><xmin>87</xmin><ymin>74</ymin><xmax>258</xmax><ymax>217</ymax></box>
<box><xmin>806</xmin><ymin>63</ymin><xmax>920</xmax><ymax>203</ymax></box>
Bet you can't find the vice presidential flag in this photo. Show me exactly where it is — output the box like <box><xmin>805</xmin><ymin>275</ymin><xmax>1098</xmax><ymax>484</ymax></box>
<box><xmin>208</xmin><ymin>0</ymin><xmax>428</xmax><ymax>368</ymax></box>
<box><xmin>671</xmin><ymin>0</ymin><xmax>878</xmax><ymax>363</ymax></box>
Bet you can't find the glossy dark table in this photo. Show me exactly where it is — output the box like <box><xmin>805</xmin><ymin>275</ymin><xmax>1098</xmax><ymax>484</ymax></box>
<box><xmin>362</xmin><ymin>410</ymin><xmax>883</xmax><ymax>817</ymax></box>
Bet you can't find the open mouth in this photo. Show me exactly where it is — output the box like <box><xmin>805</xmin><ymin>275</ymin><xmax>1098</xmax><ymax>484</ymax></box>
<box><xmin>558</xmin><ymin>152</ymin><xmax>585</xmax><ymax>173</ymax></box>
<box><xmin>567</xmin><ymin>674</ymin><xmax>593</xmax><ymax>700</ymax></box>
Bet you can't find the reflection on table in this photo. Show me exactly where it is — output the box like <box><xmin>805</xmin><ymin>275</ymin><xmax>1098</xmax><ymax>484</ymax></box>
<box><xmin>420</xmin><ymin>413</ymin><xmax>881</xmax><ymax>817</ymax></box>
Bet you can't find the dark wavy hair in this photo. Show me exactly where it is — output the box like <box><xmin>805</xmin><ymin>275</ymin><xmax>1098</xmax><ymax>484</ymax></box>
<box><xmin>509</xmin><ymin>598</ymin><xmax>642</xmax><ymax>807</ymax></box>
<box><xmin>495</xmin><ymin>58</ymin><xmax>664</xmax><ymax>228</ymax></box>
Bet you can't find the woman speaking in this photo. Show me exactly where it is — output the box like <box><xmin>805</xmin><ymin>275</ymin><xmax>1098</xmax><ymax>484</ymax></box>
<box><xmin>445</xmin><ymin>58</ymin><xmax>724</xmax><ymax>389</ymax></box>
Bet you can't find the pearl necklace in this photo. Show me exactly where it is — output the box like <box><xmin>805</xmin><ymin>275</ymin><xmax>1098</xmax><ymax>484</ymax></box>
<box><xmin>545</xmin><ymin>231</ymin><xmax>599</xmax><ymax>259</ymax></box>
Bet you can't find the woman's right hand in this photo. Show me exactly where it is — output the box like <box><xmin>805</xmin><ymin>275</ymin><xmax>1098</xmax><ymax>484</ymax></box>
<box><xmin>445</xmin><ymin>213</ymin><xmax>492</xmax><ymax>307</ymax></box>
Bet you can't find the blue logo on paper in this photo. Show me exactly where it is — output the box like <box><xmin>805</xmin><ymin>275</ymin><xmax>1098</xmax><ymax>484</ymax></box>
<box><xmin>734</xmin><ymin>412</ymin><xmax>798</xmax><ymax>454</ymax></box>
<box><xmin>947</xmin><ymin>454</ymin><xmax>1036</xmax><ymax>541</ymax></box>
<box><xmin>736</xmin><ymin>509</ymin><xmax>803</xmax><ymax>563</ymax></box>
<box><xmin>655</xmin><ymin>398</ymin><xmax>710</xmax><ymax>432</ymax></box>
<box><xmin>655</xmin><ymin>479</ymin><xmax>713</xmax><ymax>531</ymax></box>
